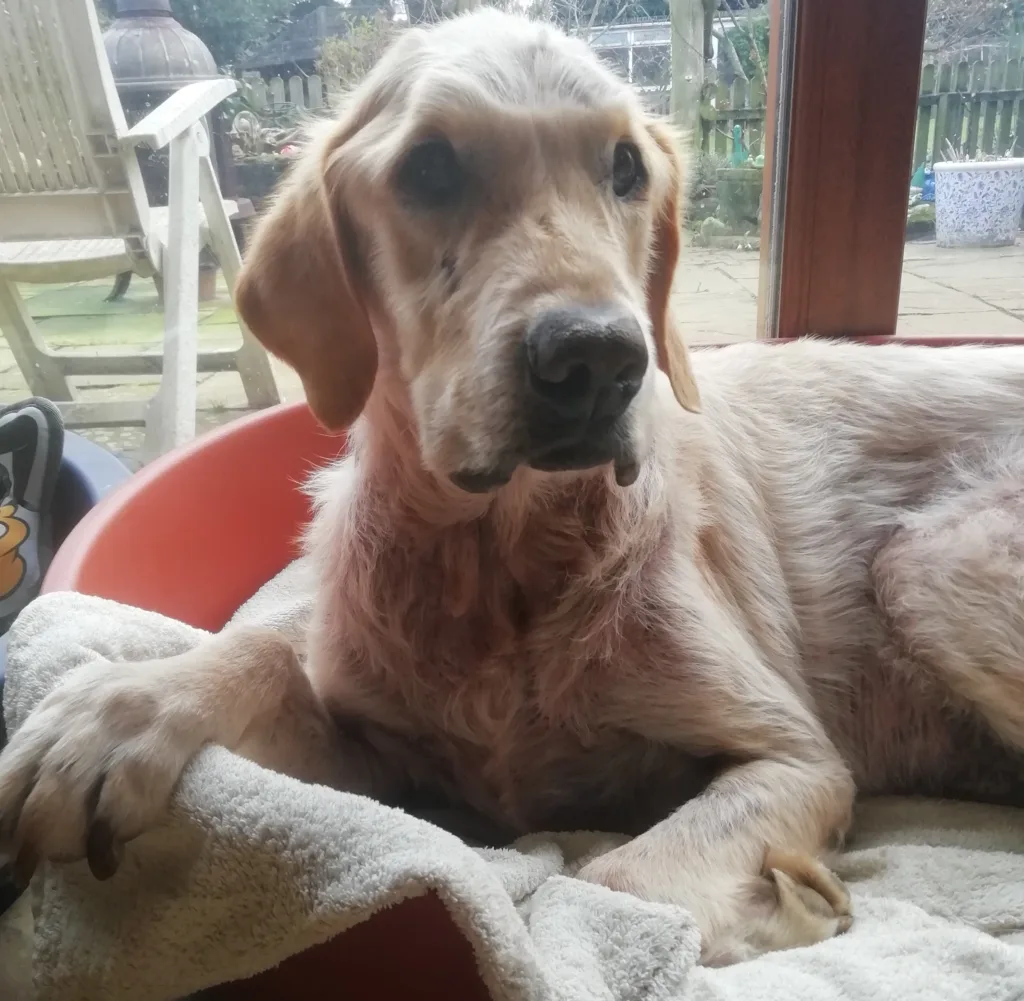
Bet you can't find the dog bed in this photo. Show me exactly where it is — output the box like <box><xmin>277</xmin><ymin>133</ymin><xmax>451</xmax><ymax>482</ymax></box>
<box><xmin>5</xmin><ymin>559</ymin><xmax>1024</xmax><ymax>1001</ymax></box>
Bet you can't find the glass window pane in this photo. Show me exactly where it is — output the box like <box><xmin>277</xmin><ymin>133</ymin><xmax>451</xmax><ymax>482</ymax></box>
<box><xmin>899</xmin><ymin>10</ymin><xmax>1024</xmax><ymax>337</ymax></box>
<box><xmin>584</xmin><ymin>1</ymin><xmax>781</xmax><ymax>346</ymax></box>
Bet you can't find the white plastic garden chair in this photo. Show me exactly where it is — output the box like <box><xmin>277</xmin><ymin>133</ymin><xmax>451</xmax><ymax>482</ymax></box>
<box><xmin>0</xmin><ymin>0</ymin><xmax>279</xmax><ymax>456</ymax></box>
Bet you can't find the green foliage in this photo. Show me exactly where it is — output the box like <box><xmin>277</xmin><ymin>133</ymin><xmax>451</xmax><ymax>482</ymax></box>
<box><xmin>689</xmin><ymin>150</ymin><xmax>725</xmax><ymax>201</ymax></box>
<box><xmin>316</xmin><ymin>10</ymin><xmax>397</xmax><ymax>91</ymax></box>
<box><xmin>721</xmin><ymin>10</ymin><xmax>769</xmax><ymax>83</ymax></box>
<box><xmin>169</xmin><ymin>0</ymin><xmax>297</xmax><ymax>67</ymax></box>
<box><xmin>97</xmin><ymin>0</ymin><xmax>329</xmax><ymax>67</ymax></box>
<box><xmin>93</xmin><ymin>0</ymin><xmax>112</xmax><ymax>29</ymax></box>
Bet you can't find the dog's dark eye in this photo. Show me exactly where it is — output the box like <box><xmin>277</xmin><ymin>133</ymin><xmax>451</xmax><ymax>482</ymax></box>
<box><xmin>397</xmin><ymin>139</ymin><xmax>466</xmax><ymax>208</ymax></box>
<box><xmin>611</xmin><ymin>141</ymin><xmax>645</xmax><ymax>198</ymax></box>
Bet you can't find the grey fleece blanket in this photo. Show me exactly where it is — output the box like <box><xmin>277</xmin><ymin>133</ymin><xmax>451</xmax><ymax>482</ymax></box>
<box><xmin>5</xmin><ymin>566</ymin><xmax>1024</xmax><ymax>1001</ymax></box>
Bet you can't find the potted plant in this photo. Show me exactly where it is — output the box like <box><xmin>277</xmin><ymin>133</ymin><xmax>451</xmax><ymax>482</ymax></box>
<box><xmin>713</xmin><ymin>127</ymin><xmax>764</xmax><ymax>232</ymax></box>
<box><xmin>230</xmin><ymin>108</ymin><xmax>303</xmax><ymax>212</ymax></box>
<box><xmin>933</xmin><ymin>141</ymin><xmax>1024</xmax><ymax>248</ymax></box>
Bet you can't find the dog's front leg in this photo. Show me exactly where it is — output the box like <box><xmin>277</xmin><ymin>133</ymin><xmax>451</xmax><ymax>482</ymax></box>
<box><xmin>0</xmin><ymin>627</ymin><xmax>384</xmax><ymax>882</ymax></box>
<box><xmin>580</xmin><ymin>585</ymin><xmax>855</xmax><ymax>964</ymax></box>
<box><xmin>578</xmin><ymin>754</ymin><xmax>853</xmax><ymax>964</ymax></box>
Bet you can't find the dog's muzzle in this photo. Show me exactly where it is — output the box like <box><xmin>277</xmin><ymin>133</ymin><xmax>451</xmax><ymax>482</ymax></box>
<box><xmin>522</xmin><ymin>302</ymin><xmax>648</xmax><ymax>476</ymax></box>
<box><xmin>449</xmin><ymin>303</ymin><xmax>649</xmax><ymax>494</ymax></box>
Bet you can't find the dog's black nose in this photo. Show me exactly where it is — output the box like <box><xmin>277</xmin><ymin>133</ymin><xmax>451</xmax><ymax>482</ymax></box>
<box><xmin>524</xmin><ymin>304</ymin><xmax>648</xmax><ymax>423</ymax></box>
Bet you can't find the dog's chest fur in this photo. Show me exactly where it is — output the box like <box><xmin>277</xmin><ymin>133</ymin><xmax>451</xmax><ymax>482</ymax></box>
<box><xmin>311</xmin><ymin>476</ymin><xmax>716</xmax><ymax>833</ymax></box>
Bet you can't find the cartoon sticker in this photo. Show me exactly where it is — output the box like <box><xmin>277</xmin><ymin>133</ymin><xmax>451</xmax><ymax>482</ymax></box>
<box><xmin>0</xmin><ymin>502</ymin><xmax>29</xmax><ymax>599</ymax></box>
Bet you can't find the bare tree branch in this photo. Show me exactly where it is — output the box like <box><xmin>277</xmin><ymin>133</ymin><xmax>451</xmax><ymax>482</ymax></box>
<box><xmin>718</xmin><ymin>0</ymin><xmax>766</xmax><ymax>85</ymax></box>
<box><xmin>712</xmin><ymin>20</ymin><xmax>748</xmax><ymax>83</ymax></box>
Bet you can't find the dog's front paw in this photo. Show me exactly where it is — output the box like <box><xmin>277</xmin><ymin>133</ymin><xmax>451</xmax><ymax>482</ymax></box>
<box><xmin>577</xmin><ymin>843</ymin><xmax>852</xmax><ymax>966</ymax></box>
<box><xmin>701</xmin><ymin>850</ymin><xmax>852</xmax><ymax>966</ymax></box>
<box><xmin>0</xmin><ymin>661</ymin><xmax>203</xmax><ymax>882</ymax></box>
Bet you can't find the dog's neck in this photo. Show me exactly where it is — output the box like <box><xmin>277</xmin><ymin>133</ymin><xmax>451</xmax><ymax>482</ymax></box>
<box><xmin>347</xmin><ymin>382</ymin><xmax>669</xmax><ymax>583</ymax></box>
<box><xmin>305</xmin><ymin>383</ymin><xmax>679</xmax><ymax>691</ymax></box>
<box><xmin>355</xmin><ymin>385</ymin><xmax>493</xmax><ymax>526</ymax></box>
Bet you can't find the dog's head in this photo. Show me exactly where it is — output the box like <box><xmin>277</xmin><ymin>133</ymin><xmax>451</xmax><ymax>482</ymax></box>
<box><xmin>237</xmin><ymin>10</ymin><xmax>699</xmax><ymax>492</ymax></box>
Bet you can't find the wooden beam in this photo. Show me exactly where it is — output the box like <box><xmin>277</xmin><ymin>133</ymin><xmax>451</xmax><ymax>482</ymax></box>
<box><xmin>59</xmin><ymin>349</ymin><xmax>241</xmax><ymax>377</ymax></box>
<box><xmin>756</xmin><ymin>0</ymin><xmax>790</xmax><ymax>338</ymax></box>
<box><xmin>772</xmin><ymin>0</ymin><xmax>929</xmax><ymax>338</ymax></box>
<box><xmin>57</xmin><ymin>401</ymin><xmax>148</xmax><ymax>429</ymax></box>
<box><xmin>670</xmin><ymin>0</ymin><xmax>707</xmax><ymax>138</ymax></box>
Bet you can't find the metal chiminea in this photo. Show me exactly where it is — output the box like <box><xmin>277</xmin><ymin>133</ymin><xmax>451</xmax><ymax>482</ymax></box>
<box><xmin>101</xmin><ymin>0</ymin><xmax>240</xmax><ymax>300</ymax></box>
<box><xmin>102</xmin><ymin>0</ymin><xmax>221</xmax><ymax>108</ymax></box>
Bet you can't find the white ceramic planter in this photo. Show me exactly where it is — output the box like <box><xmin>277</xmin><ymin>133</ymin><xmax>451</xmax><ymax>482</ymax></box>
<box><xmin>933</xmin><ymin>158</ymin><xmax>1024</xmax><ymax>248</ymax></box>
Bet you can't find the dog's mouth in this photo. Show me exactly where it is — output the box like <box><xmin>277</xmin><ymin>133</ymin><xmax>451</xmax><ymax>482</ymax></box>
<box><xmin>450</xmin><ymin>436</ymin><xmax>640</xmax><ymax>494</ymax></box>
<box><xmin>528</xmin><ymin>440</ymin><xmax>640</xmax><ymax>485</ymax></box>
<box><xmin>450</xmin><ymin>468</ymin><xmax>515</xmax><ymax>493</ymax></box>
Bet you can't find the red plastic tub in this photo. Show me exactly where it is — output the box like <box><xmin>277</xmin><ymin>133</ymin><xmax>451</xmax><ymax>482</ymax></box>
<box><xmin>44</xmin><ymin>403</ymin><xmax>344</xmax><ymax>629</ymax></box>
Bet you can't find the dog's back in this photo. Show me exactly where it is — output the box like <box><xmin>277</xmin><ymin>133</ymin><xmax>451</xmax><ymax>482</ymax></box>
<box><xmin>687</xmin><ymin>341</ymin><xmax>1024</xmax><ymax>800</ymax></box>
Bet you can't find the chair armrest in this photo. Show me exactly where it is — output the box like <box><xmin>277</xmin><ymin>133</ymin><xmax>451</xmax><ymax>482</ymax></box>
<box><xmin>122</xmin><ymin>78</ymin><xmax>237</xmax><ymax>150</ymax></box>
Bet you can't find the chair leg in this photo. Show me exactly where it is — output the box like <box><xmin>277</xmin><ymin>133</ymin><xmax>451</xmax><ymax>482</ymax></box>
<box><xmin>0</xmin><ymin>278</ymin><xmax>74</xmax><ymax>400</ymax></box>
<box><xmin>142</xmin><ymin>394</ymin><xmax>164</xmax><ymax>459</ymax></box>
<box><xmin>234</xmin><ymin>320</ymin><xmax>282</xmax><ymax>410</ymax></box>
<box><xmin>105</xmin><ymin>271</ymin><xmax>133</xmax><ymax>303</ymax></box>
<box><xmin>197</xmin><ymin>150</ymin><xmax>280</xmax><ymax>410</ymax></box>
<box><xmin>148</xmin><ymin>123</ymin><xmax>202</xmax><ymax>456</ymax></box>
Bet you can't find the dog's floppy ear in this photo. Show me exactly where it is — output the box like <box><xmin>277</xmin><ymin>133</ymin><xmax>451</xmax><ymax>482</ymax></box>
<box><xmin>236</xmin><ymin>121</ymin><xmax>376</xmax><ymax>431</ymax></box>
<box><xmin>645</xmin><ymin>122</ymin><xmax>701</xmax><ymax>413</ymax></box>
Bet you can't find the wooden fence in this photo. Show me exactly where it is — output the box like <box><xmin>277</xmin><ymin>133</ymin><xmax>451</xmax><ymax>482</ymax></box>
<box><xmin>238</xmin><ymin>72</ymin><xmax>334</xmax><ymax>113</ymax></box>
<box><xmin>699</xmin><ymin>45</ymin><xmax>1024</xmax><ymax>164</ymax></box>
<box><xmin>700</xmin><ymin>76</ymin><xmax>767</xmax><ymax>158</ymax></box>
<box><xmin>913</xmin><ymin>47</ymin><xmax>1024</xmax><ymax>165</ymax></box>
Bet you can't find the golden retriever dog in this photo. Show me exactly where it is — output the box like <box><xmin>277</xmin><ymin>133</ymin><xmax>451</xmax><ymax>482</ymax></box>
<box><xmin>4</xmin><ymin>9</ymin><xmax>1024</xmax><ymax>966</ymax></box>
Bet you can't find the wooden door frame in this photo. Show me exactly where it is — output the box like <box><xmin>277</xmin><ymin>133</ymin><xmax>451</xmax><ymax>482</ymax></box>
<box><xmin>758</xmin><ymin>0</ymin><xmax>930</xmax><ymax>339</ymax></box>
